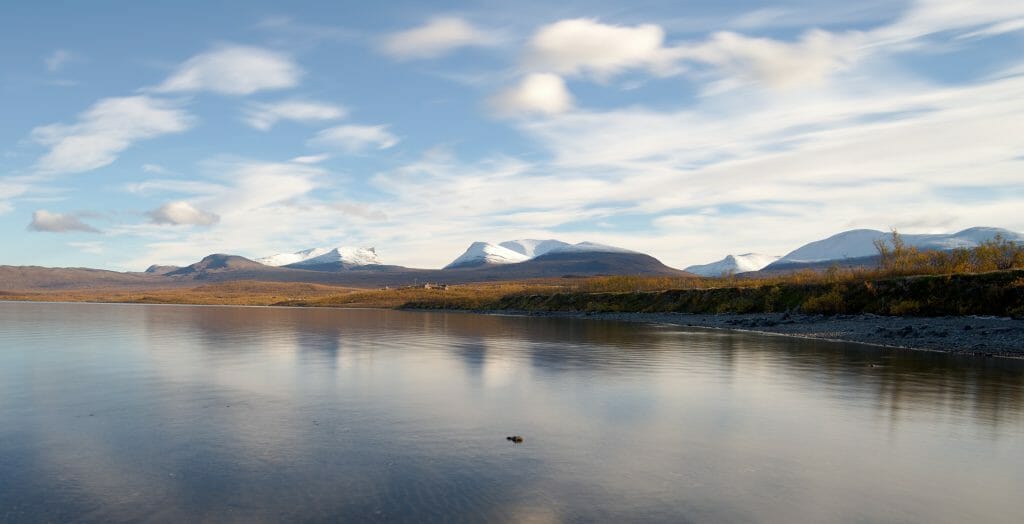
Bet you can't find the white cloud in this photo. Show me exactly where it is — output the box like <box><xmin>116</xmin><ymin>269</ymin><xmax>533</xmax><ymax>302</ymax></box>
<box><xmin>45</xmin><ymin>49</ymin><xmax>73</xmax><ymax>72</ymax></box>
<box><xmin>682</xmin><ymin>30</ymin><xmax>863</xmax><ymax>89</ymax></box>
<box><xmin>142</xmin><ymin>163</ymin><xmax>170</xmax><ymax>174</ymax></box>
<box><xmin>0</xmin><ymin>181</ymin><xmax>29</xmax><ymax>209</ymax></box>
<box><xmin>154</xmin><ymin>45</ymin><xmax>302</xmax><ymax>95</ymax></box>
<box><xmin>290</xmin><ymin>154</ymin><xmax>330</xmax><ymax>164</ymax></box>
<box><xmin>309</xmin><ymin>125</ymin><xmax>399</xmax><ymax>152</ymax></box>
<box><xmin>243</xmin><ymin>99</ymin><xmax>347</xmax><ymax>130</ymax></box>
<box><xmin>519</xmin><ymin>18</ymin><xmax>861</xmax><ymax>92</ymax></box>
<box><xmin>957</xmin><ymin>17</ymin><xmax>1024</xmax><ymax>39</ymax></box>
<box><xmin>875</xmin><ymin>0</ymin><xmax>1024</xmax><ymax>44</ymax></box>
<box><xmin>28</xmin><ymin>210</ymin><xmax>100</xmax><ymax>233</ymax></box>
<box><xmin>525</xmin><ymin>19</ymin><xmax>683</xmax><ymax>80</ymax></box>
<box><xmin>491</xmin><ymin>73</ymin><xmax>574</xmax><ymax>115</ymax></box>
<box><xmin>381</xmin><ymin>16</ymin><xmax>500</xmax><ymax>59</ymax></box>
<box><xmin>147</xmin><ymin>201</ymin><xmax>220</xmax><ymax>226</ymax></box>
<box><xmin>31</xmin><ymin>96</ymin><xmax>193</xmax><ymax>174</ymax></box>
<box><xmin>125</xmin><ymin>179</ymin><xmax>225</xmax><ymax>196</ymax></box>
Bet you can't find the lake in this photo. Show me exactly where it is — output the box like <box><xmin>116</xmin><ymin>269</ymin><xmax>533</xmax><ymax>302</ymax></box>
<box><xmin>1</xmin><ymin>302</ymin><xmax>1022</xmax><ymax>522</ymax></box>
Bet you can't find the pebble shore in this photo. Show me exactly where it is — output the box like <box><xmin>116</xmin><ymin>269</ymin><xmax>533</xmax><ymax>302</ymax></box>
<box><xmin>479</xmin><ymin>310</ymin><xmax>1024</xmax><ymax>358</ymax></box>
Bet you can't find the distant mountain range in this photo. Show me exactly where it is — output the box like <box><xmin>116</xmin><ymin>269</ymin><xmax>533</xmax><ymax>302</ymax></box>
<box><xmin>3</xmin><ymin>227</ymin><xmax>1021</xmax><ymax>291</ymax></box>
<box><xmin>682</xmin><ymin>227</ymin><xmax>1024</xmax><ymax>276</ymax></box>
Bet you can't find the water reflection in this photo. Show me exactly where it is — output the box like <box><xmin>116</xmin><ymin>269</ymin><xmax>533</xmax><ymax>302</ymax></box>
<box><xmin>0</xmin><ymin>302</ymin><xmax>1021</xmax><ymax>522</ymax></box>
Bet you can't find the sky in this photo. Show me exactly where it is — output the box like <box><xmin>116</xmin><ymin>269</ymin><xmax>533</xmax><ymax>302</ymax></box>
<box><xmin>1</xmin><ymin>0</ymin><xmax>1023</xmax><ymax>271</ymax></box>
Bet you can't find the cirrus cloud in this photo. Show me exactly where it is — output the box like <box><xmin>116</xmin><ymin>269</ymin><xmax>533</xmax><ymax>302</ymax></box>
<box><xmin>243</xmin><ymin>99</ymin><xmax>347</xmax><ymax>131</ymax></box>
<box><xmin>309</xmin><ymin>124</ymin><xmax>399</xmax><ymax>153</ymax></box>
<box><xmin>31</xmin><ymin>96</ymin><xmax>193</xmax><ymax>175</ymax></box>
<box><xmin>154</xmin><ymin>44</ymin><xmax>302</xmax><ymax>95</ymax></box>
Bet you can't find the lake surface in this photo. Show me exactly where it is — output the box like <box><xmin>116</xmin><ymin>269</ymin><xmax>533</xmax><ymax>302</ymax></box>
<box><xmin>1</xmin><ymin>302</ymin><xmax>1022</xmax><ymax>522</ymax></box>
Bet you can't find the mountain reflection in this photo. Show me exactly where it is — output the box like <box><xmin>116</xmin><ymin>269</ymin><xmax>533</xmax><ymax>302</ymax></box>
<box><xmin>140</xmin><ymin>306</ymin><xmax>1024</xmax><ymax>430</ymax></box>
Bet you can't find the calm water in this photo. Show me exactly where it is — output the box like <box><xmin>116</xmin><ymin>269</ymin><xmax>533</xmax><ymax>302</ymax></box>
<box><xmin>1</xmin><ymin>303</ymin><xmax>1022</xmax><ymax>522</ymax></box>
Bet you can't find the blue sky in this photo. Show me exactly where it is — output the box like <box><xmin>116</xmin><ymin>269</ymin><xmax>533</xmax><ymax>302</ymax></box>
<box><xmin>2</xmin><ymin>0</ymin><xmax>1023</xmax><ymax>270</ymax></box>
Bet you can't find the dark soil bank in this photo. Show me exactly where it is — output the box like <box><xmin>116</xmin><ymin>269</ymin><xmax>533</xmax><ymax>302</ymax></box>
<box><xmin>476</xmin><ymin>310</ymin><xmax>1024</xmax><ymax>358</ymax></box>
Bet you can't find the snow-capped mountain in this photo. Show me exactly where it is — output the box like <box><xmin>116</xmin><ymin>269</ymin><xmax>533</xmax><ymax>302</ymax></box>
<box><xmin>445</xmin><ymin>242</ymin><xmax>530</xmax><ymax>269</ymax></box>
<box><xmin>685</xmin><ymin>253</ymin><xmax>781</xmax><ymax>276</ymax></box>
<box><xmin>499</xmin><ymin>239</ymin><xmax>570</xmax><ymax>258</ymax></box>
<box><xmin>445</xmin><ymin>239</ymin><xmax>640</xmax><ymax>269</ymax></box>
<box><xmin>774</xmin><ymin>227</ymin><xmax>1024</xmax><ymax>265</ymax></box>
<box><xmin>257</xmin><ymin>247</ymin><xmax>381</xmax><ymax>268</ymax></box>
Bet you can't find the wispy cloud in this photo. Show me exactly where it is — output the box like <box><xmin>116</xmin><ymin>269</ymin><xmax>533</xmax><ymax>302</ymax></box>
<box><xmin>44</xmin><ymin>49</ymin><xmax>74</xmax><ymax>72</ymax></box>
<box><xmin>290</xmin><ymin>154</ymin><xmax>330</xmax><ymax>164</ymax></box>
<box><xmin>142</xmin><ymin>163</ymin><xmax>171</xmax><ymax>174</ymax></box>
<box><xmin>0</xmin><ymin>181</ymin><xmax>29</xmax><ymax>214</ymax></box>
<box><xmin>253</xmin><ymin>15</ymin><xmax>358</xmax><ymax>47</ymax></box>
<box><xmin>243</xmin><ymin>99</ymin><xmax>347</xmax><ymax>131</ymax></box>
<box><xmin>309</xmin><ymin>124</ymin><xmax>398</xmax><ymax>152</ymax></box>
<box><xmin>28</xmin><ymin>209</ymin><xmax>100</xmax><ymax>233</ymax></box>
<box><xmin>153</xmin><ymin>44</ymin><xmax>303</xmax><ymax>95</ymax></box>
<box><xmin>31</xmin><ymin>96</ymin><xmax>193</xmax><ymax>175</ymax></box>
<box><xmin>381</xmin><ymin>16</ymin><xmax>502</xmax><ymax>60</ymax></box>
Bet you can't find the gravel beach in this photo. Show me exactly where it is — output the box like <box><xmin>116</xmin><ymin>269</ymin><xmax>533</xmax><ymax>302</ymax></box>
<box><xmin>476</xmin><ymin>310</ymin><xmax>1024</xmax><ymax>358</ymax></box>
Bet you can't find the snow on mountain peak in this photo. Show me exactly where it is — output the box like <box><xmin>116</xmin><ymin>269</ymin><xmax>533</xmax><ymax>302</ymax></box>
<box><xmin>445</xmin><ymin>239</ymin><xmax>639</xmax><ymax>268</ymax></box>
<box><xmin>444</xmin><ymin>242</ymin><xmax>530</xmax><ymax>269</ymax></box>
<box><xmin>499</xmin><ymin>239</ymin><xmax>570</xmax><ymax>258</ymax></box>
<box><xmin>547</xmin><ymin>241</ymin><xmax>637</xmax><ymax>255</ymax></box>
<box><xmin>685</xmin><ymin>253</ymin><xmax>780</xmax><ymax>276</ymax></box>
<box><xmin>257</xmin><ymin>246</ymin><xmax>381</xmax><ymax>267</ymax></box>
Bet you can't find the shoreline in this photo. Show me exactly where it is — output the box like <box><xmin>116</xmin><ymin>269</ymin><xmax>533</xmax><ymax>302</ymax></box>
<box><xmin>446</xmin><ymin>309</ymin><xmax>1024</xmax><ymax>359</ymax></box>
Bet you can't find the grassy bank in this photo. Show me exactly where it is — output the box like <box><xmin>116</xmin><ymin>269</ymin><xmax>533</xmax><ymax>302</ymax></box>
<box><xmin>401</xmin><ymin>270</ymin><xmax>1024</xmax><ymax>318</ymax></box>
